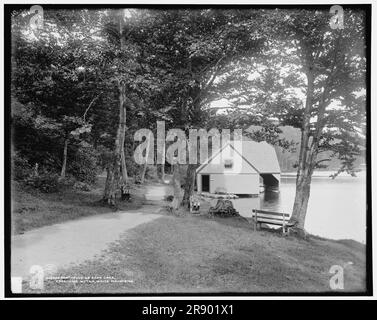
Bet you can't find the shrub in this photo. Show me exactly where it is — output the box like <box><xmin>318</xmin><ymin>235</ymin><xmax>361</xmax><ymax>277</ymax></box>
<box><xmin>68</xmin><ymin>145</ymin><xmax>99</xmax><ymax>184</ymax></box>
<box><xmin>73</xmin><ymin>181</ymin><xmax>91</xmax><ymax>191</ymax></box>
<box><xmin>146</xmin><ymin>165</ymin><xmax>158</xmax><ymax>181</ymax></box>
<box><xmin>12</xmin><ymin>152</ymin><xmax>32</xmax><ymax>181</ymax></box>
<box><xmin>126</xmin><ymin>158</ymin><xmax>141</xmax><ymax>179</ymax></box>
<box><xmin>208</xmin><ymin>199</ymin><xmax>239</xmax><ymax>217</ymax></box>
<box><xmin>25</xmin><ymin>173</ymin><xmax>62</xmax><ymax>193</ymax></box>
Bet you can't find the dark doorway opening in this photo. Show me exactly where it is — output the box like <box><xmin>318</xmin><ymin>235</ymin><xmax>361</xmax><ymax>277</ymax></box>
<box><xmin>202</xmin><ymin>175</ymin><xmax>210</xmax><ymax>192</ymax></box>
<box><xmin>260</xmin><ymin>173</ymin><xmax>280</xmax><ymax>192</ymax></box>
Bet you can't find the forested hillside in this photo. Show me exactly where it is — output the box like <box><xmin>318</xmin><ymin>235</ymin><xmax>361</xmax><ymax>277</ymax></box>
<box><xmin>270</xmin><ymin>126</ymin><xmax>366</xmax><ymax>172</ymax></box>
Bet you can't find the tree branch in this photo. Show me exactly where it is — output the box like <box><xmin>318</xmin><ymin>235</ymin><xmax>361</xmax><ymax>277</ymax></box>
<box><xmin>193</xmin><ymin>55</ymin><xmax>227</xmax><ymax>106</ymax></box>
<box><xmin>83</xmin><ymin>93</ymin><xmax>102</xmax><ymax>122</ymax></box>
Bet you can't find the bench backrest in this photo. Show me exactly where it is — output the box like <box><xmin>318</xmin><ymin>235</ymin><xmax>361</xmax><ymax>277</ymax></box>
<box><xmin>252</xmin><ymin>209</ymin><xmax>290</xmax><ymax>225</ymax></box>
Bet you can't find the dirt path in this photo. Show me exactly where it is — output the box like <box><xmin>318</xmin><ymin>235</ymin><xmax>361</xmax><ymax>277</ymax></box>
<box><xmin>11</xmin><ymin>184</ymin><xmax>172</xmax><ymax>279</ymax></box>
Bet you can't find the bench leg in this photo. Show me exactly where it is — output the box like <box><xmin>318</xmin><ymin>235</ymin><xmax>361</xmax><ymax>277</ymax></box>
<box><xmin>253</xmin><ymin>212</ymin><xmax>258</xmax><ymax>231</ymax></box>
<box><xmin>282</xmin><ymin>219</ymin><xmax>287</xmax><ymax>235</ymax></box>
<box><xmin>282</xmin><ymin>226</ymin><xmax>290</xmax><ymax>236</ymax></box>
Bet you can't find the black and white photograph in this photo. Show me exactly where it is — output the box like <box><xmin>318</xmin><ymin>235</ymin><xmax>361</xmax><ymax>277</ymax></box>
<box><xmin>2</xmin><ymin>1</ymin><xmax>373</xmax><ymax>300</ymax></box>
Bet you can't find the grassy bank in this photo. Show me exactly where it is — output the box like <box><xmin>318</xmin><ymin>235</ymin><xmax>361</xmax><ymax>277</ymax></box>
<box><xmin>11</xmin><ymin>178</ymin><xmax>145</xmax><ymax>235</ymax></box>
<box><xmin>25</xmin><ymin>213</ymin><xmax>366</xmax><ymax>294</ymax></box>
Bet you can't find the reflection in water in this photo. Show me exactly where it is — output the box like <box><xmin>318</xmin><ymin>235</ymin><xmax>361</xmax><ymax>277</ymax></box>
<box><xmin>262</xmin><ymin>191</ymin><xmax>281</xmax><ymax>209</ymax></box>
<box><xmin>232</xmin><ymin>173</ymin><xmax>366</xmax><ymax>243</ymax></box>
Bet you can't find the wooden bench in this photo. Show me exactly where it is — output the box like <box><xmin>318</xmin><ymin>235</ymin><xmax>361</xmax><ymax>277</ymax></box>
<box><xmin>252</xmin><ymin>209</ymin><xmax>293</xmax><ymax>235</ymax></box>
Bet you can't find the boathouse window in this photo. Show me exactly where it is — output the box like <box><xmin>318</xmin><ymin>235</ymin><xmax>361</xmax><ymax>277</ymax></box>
<box><xmin>224</xmin><ymin>159</ymin><xmax>233</xmax><ymax>169</ymax></box>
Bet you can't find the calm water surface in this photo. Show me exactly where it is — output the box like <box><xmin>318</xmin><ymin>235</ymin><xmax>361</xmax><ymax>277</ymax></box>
<box><xmin>233</xmin><ymin>172</ymin><xmax>367</xmax><ymax>243</ymax></box>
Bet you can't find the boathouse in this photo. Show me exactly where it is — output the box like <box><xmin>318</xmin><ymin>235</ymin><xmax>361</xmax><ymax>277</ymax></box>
<box><xmin>196</xmin><ymin>140</ymin><xmax>281</xmax><ymax>195</ymax></box>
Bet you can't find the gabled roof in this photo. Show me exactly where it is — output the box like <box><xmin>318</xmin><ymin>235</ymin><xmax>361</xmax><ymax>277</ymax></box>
<box><xmin>240</xmin><ymin>140</ymin><xmax>280</xmax><ymax>173</ymax></box>
<box><xmin>196</xmin><ymin>140</ymin><xmax>280</xmax><ymax>174</ymax></box>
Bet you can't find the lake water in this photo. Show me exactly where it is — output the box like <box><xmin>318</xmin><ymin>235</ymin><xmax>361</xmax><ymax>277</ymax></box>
<box><xmin>233</xmin><ymin>171</ymin><xmax>367</xmax><ymax>243</ymax></box>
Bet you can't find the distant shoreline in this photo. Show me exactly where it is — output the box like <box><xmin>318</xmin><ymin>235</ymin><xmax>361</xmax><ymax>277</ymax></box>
<box><xmin>281</xmin><ymin>170</ymin><xmax>366</xmax><ymax>178</ymax></box>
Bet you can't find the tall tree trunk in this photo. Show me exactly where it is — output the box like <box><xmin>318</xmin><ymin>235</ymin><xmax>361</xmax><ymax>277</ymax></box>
<box><xmin>103</xmin><ymin>142</ymin><xmax>121</xmax><ymax>206</ymax></box>
<box><xmin>121</xmin><ymin>154</ymin><xmax>127</xmax><ymax>180</ymax></box>
<box><xmin>120</xmin><ymin>145</ymin><xmax>128</xmax><ymax>200</ymax></box>
<box><xmin>103</xmin><ymin>167</ymin><xmax>112</xmax><ymax>200</ymax></box>
<box><xmin>140</xmin><ymin>132</ymin><xmax>152</xmax><ymax>184</ymax></box>
<box><xmin>181</xmin><ymin>80</ymin><xmax>201</xmax><ymax>208</ymax></box>
<box><xmin>182</xmin><ymin>164</ymin><xmax>197</xmax><ymax>208</ymax></box>
<box><xmin>290</xmin><ymin>66</ymin><xmax>315</xmax><ymax>234</ymax></box>
<box><xmin>107</xmin><ymin>156</ymin><xmax>121</xmax><ymax>206</ymax></box>
<box><xmin>103</xmin><ymin>83</ymin><xmax>127</xmax><ymax>205</ymax></box>
<box><xmin>119</xmin><ymin>98</ymin><xmax>128</xmax><ymax>188</ymax></box>
<box><xmin>140</xmin><ymin>162</ymin><xmax>148</xmax><ymax>184</ymax></box>
<box><xmin>60</xmin><ymin>136</ymin><xmax>69</xmax><ymax>179</ymax></box>
<box><xmin>290</xmin><ymin>166</ymin><xmax>313</xmax><ymax>229</ymax></box>
<box><xmin>160</xmin><ymin>164</ymin><xmax>165</xmax><ymax>182</ymax></box>
<box><xmin>171</xmin><ymin>162</ymin><xmax>182</xmax><ymax>211</ymax></box>
<box><xmin>159</xmin><ymin>142</ymin><xmax>166</xmax><ymax>182</ymax></box>
<box><xmin>102</xmin><ymin>10</ymin><xmax>128</xmax><ymax>205</ymax></box>
<box><xmin>118</xmin><ymin>11</ymin><xmax>128</xmax><ymax>187</ymax></box>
